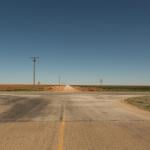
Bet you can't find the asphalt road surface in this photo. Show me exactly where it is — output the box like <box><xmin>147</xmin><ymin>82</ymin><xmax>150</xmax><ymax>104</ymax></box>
<box><xmin>0</xmin><ymin>92</ymin><xmax>150</xmax><ymax>150</ymax></box>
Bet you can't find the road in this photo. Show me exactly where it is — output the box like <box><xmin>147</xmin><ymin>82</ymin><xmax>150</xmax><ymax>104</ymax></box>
<box><xmin>0</xmin><ymin>92</ymin><xmax>150</xmax><ymax>150</ymax></box>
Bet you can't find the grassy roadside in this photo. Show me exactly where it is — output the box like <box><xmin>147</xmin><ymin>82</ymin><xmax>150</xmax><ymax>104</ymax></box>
<box><xmin>125</xmin><ymin>96</ymin><xmax>150</xmax><ymax>111</ymax></box>
<box><xmin>74</xmin><ymin>85</ymin><xmax>150</xmax><ymax>92</ymax></box>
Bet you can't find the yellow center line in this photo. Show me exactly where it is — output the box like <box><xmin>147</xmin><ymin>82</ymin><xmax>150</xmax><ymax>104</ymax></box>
<box><xmin>57</xmin><ymin>120</ymin><xmax>65</xmax><ymax>150</ymax></box>
<box><xmin>58</xmin><ymin>103</ymin><xmax>65</xmax><ymax>150</ymax></box>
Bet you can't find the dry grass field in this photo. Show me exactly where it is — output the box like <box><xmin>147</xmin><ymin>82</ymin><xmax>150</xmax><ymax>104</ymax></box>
<box><xmin>0</xmin><ymin>84</ymin><xmax>51</xmax><ymax>91</ymax></box>
<box><xmin>0</xmin><ymin>84</ymin><xmax>150</xmax><ymax>92</ymax></box>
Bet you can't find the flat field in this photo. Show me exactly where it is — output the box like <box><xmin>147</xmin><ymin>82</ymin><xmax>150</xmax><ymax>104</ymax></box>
<box><xmin>1</xmin><ymin>84</ymin><xmax>150</xmax><ymax>92</ymax></box>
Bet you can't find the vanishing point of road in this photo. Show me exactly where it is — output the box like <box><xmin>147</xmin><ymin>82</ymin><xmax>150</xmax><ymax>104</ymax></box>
<box><xmin>0</xmin><ymin>92</ymin><xmax>150</xmax><ymax>150</ymax></box>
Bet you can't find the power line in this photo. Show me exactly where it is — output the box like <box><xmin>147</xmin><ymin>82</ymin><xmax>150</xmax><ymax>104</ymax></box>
<box><xmin>30</xmin><ymin>57</ymin><xmax>39</xmax><ymax>85</ymax></box>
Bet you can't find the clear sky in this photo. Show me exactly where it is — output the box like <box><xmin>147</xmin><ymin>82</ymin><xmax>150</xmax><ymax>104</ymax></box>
<box><xmin>0</xmin><ymin>0</ymin><xmax>150</xmax><ymax>85</ymax></box>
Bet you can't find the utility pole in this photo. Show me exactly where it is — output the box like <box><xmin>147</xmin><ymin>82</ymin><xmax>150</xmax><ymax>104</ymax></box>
<box><xmin>100</xmin><ymin>79</ymin><xmax>103</xmax><ymax>85</ymax></box>
<box><xmin>58</xmin><ymin>76</ymin><xmax>61</xmax><ymax>86</ymax></box>
<box><xmin>30</xmin><ymin>57</ymin><xmax>39</xmax><ymax>85</ymax></box>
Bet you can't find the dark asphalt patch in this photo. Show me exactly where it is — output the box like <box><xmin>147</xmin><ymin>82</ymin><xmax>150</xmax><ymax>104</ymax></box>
<box><xmin>0</xmin><ymin>97</ymin><xmax>49</xmax><ymax>122</ymax></box>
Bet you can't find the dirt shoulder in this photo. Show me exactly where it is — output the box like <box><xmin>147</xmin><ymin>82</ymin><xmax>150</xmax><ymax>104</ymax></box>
<box><xmin>125</xmin><ymin>96</ymin><xmax>150</xmax><ymax>112</ymax></box>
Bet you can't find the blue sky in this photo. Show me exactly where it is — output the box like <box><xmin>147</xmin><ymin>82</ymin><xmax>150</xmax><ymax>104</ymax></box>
<box><xmin>0</xmin><ymin>0</ymin><xmax>150</xmax><ymax>85</ymax></box>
